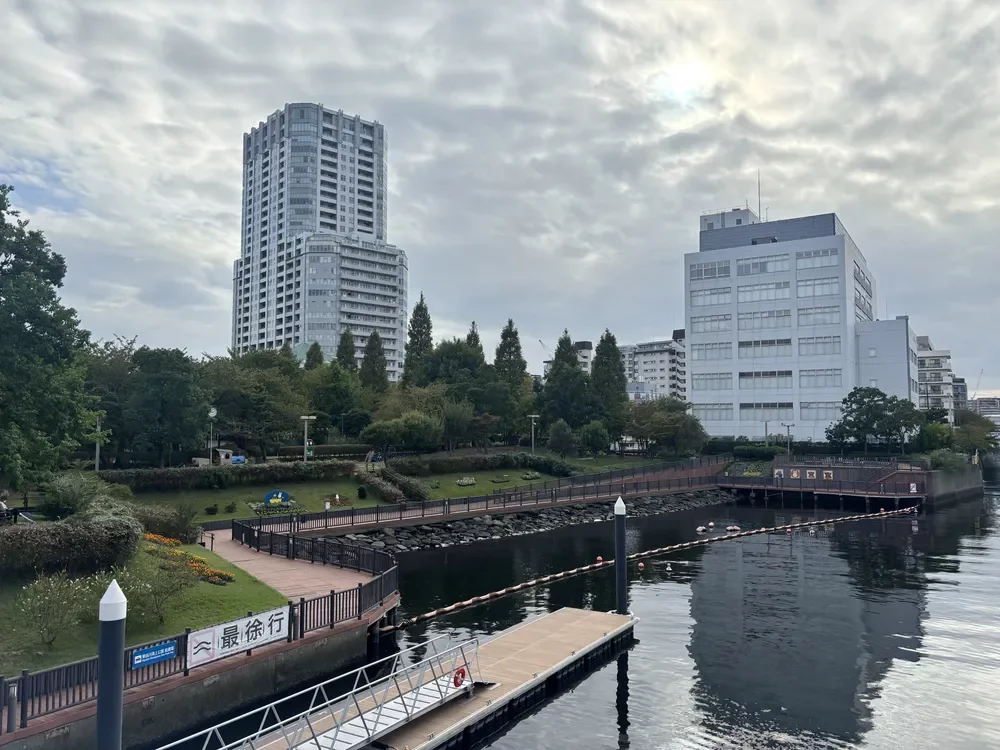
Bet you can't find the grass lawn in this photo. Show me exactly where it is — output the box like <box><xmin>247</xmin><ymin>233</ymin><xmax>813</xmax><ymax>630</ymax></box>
<box><xmin>133</xmin><ymin>478</ymin><xmax>384</xmax><ymax>523</ymax></box>
<box><xmin>0</xmin><ymin>544</ymin><xmax>286</xmax><ymax>675</ymax></box>
<box><xmin>564</xmin><ymin>454</ymin><xmax>661</xmax><ymax>471</ymax></box>
<box><xmin>421</xmin><ymin>470</ymin><xmax>560</xmax><ymax>500</ymax></box>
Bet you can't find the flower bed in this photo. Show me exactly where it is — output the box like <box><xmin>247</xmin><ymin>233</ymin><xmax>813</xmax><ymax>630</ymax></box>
<box><xmin>455</xmin><ymin>477</ymin><xmax>477</xmax><ymax>487</ymax></box>
<box><xmin>143</xmin><ymin>533</ymin><xmax>181</xmax><ymax>547</ymax></box>
<box><xmin>145</xmin><ymin>537</ymin><xmax>235</xmax><ymax>585</ymax></box>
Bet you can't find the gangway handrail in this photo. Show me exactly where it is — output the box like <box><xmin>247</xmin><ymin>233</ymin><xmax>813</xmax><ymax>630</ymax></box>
<box><xmin>157</xmin><ymin>634</ymin><xmax>480</xmax><ymax>750</ymax></box>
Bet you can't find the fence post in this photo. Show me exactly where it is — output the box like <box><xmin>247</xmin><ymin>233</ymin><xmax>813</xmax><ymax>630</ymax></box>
<box><xmin>330</xmin><ymin>590</ymin><xmax>336</xmax><ymax>628</ymax></box>
<box><xmin>287</xmin><ymin>601</ymin><xmax>295</xmax><ymax>643</ymax></box>
<box><xmin>18</xmin><ymin>670</ymin><xmax>27</xmax><ymax>729</ymax></box>
<box><xmin>299</xmin><ymin>598</ymin><xmax>306</xmax><ymax>638</ymax></box>
<box><xmin>5</xmin><ymin>677</ymin><xmax>15</xmax><ymax>736</ymax></box>
<box><xmin>183</xmin><ymin>628</ymin><xmax>191</xmax><ymax>676</ymax></box>
<box><xmin>357</xmin><ymin>583</ymin><xmax>363</xmax><ymax>620</ymax></box>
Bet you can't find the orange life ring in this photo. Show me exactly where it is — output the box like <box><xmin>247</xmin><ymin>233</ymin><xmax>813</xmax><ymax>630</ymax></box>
<box><xmin>453</xmin><ymin>666</ymin><xmax>467</xmax><ymax>688</ymax></box>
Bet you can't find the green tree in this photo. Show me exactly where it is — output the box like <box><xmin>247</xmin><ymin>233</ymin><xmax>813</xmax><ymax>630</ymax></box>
<box><xmin>924</xmin><ymin>407</ymin><xmax>950</xmax><ymax>424</ymax></box>
<box><xmin>953</xmin><ymin>409</ymin><xmax>998</xmax><ymax>455</ymax></box>
<box><xmin>879</xmin><ymin>396</ymin><xmax>924</xmax><ymax>453</ymax></box>
<box><xmin>442</xmin><ymin>400</ymin><xmax>474</xmax><ymax>451</ymax></box>
<box><xmin>0</xmin><ymin>184</ymin><xmax>96</xmax><ymax>487</ymax></box>
<box><xmin>82</xmin><ymin>335</ymin><xmax>138</xmax><ymax>468</ymax></box>
<box><xmin>424</xmin><ymin>339</ymin><xmax>484</xmax><ymax>385</ymax></box>
<box><xmin>541</xmin><ymin>330</ymin><xmax>591</xmax><ymax>428</ymax></box>
<box><xmin>547</xmin><ymin>418</ymin><xmax>576</xmax><ymax>457</ymax></box>
<box><xmin>590</xmin><ymin>329</ymin><xmax>628</xmax><ymax>442</ymax></box>
<box><xmin>402</xmin><ymin>293</ymin><xmax>434</xmax><ymax>386</ymax></box>
<box><xmin>126</xmin><ymin>348</ymin><xmax>204</xmax><ymax>466</ymax></box>
<box><xmin>398</xmin><ymin>411</ymin><xmax>443</xmax><ymax>452</ymax></box>
<box><xmin>359</xmin><ymin>331</ymin><xmax>389</xmax><ymax>393</ymax></box>
<box><xmin>310</xmin><ymin>361</ymin><xmax>357</xmax><ymax>437</ymax></box>
<box><xmin>918</xmin><ymin>422</ymin><xmax>953</xmax><ymax>451</ymax></box>
<box><xmin>359</xmin><ymin>419</ymin><xmax>403</xmax><ymax>462</ymax></box>
<box><xmin>578</xmin><ymin>420</ymin><xmax>610</xmax><ymax>455</ymax></box>
<box><xmin>466</xmin><ymin>321</ymin><xmax>484</xmax><ymax>363</ymax></box>
<box><xmin>343</xmin><ymin>408</ymin><xmax>373</xmax><ymax>438</ymax></box>
<box><xmin>828</xmin><ymin>387</ymin><xmax>888</xmax><ymax>453</ymax></box>
<box><xmin>304</xmin><ymin>342</ymin><xmax>324</xmax><ymax>370</ymax></box>
<box><xmin>336</xmin><ymin>328</ymin><xmax>358</xmax><ymax>373</ymax></box>
<box><xmin>494</xmin><ymin>319</ymin><xmax>527</xmax><ymax>392</ymax></box>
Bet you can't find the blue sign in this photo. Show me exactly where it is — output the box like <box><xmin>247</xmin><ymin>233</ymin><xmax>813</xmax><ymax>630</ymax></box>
<box><xmin>265</xmin><ymin>489</ymin><xmax>289</xmax><ymax>505</ymax></box>
<box><xmin>231</xmin><ymin>455</ymin><xmax>246</xmax><ymax>465</ymax></box>
<box><xmin>131</xmin><ymin>640</ymin><xmax>177</xmax><ymax>670</ymax></box>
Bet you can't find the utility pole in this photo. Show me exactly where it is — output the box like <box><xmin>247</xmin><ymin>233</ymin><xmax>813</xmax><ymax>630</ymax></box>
<box><xmin>781</xmin><ymin>423</ymin><xmax>795</xmax><ymax>457</ymax></box>
<box><xmin>529</xmin><ymin>414</ymin><xmax>540</xmax><ymax>454</ymax></box>
<box><xmin>764</xmin><ymin>420</ymin><xmax>769</xmax><ymax>447</ymax></box>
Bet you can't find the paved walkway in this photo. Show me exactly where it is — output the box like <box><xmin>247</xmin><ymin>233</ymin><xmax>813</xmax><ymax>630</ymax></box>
<box><xmin>212</xmin><ymin>529</ymin><xmax>372</xmax><ymax>600</ymax></box>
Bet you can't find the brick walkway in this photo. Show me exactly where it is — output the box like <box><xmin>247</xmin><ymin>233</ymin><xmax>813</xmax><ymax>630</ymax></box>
<box><xmin>212</xmin><ymin>529</ymin><xmax>372</xmax><ymax>599</ymax></box>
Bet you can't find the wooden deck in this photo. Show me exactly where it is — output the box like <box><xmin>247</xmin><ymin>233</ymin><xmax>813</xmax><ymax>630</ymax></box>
<box><xmin>211</xmin><ymin>529</ymin><xmax>373</xmax><ymax>600</ymax></box>
<box><xmin>381</xmin><ymin>607</ymin><xmax>635</xmax><ymax>750</ymax></box>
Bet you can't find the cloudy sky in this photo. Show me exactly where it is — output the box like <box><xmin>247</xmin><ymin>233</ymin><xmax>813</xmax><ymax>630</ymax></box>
<box><xmin>2</xmin><ymin>0</ymin><xmax>999</xmax><ymax>391</ymax></box>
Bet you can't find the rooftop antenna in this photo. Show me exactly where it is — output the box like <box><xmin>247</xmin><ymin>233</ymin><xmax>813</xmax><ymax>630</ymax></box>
<box><xmin>757</xmin><ymin>170</ymin><xmax>761</xmax><ymax>220</ymax></box>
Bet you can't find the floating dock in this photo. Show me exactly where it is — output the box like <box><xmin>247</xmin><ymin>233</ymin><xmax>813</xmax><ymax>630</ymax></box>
<box><xmin>380</xmin><ymin>607</ymin><xmax>636</xmax><ymax>750</ymax></box>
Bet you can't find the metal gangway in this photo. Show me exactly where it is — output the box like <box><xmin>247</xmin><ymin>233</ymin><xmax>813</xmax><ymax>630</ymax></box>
<box><xmin>157</xmin><ymin>635</ymin><xmax>480</xmax><ymax>750</ymax></box>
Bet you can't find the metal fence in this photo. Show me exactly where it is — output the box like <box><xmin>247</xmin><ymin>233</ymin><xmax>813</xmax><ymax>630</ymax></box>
<box><xmin>0</xmin><ymin>540</ymin><xmax>398</xmax><ymax>736</ymax></box>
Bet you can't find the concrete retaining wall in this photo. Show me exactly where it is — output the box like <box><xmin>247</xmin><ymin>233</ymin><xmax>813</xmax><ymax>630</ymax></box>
<box><xmin>926</xmin><ymin>467</ymin><xmax>984</xmax><ymax>508</ymax></box>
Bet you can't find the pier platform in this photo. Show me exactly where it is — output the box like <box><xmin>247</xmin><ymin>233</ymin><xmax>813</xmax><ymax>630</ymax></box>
<box><xmin>381</xmin><ymin>607</ymin><xmax>635</xmax><ymax>750</ymax></box>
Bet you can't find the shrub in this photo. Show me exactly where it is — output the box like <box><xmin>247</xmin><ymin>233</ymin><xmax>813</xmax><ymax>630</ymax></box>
<box><xmin>116</xmin><ymin>558</ymin><xmax>197</xmax><ymax>624</ymax></box>
<box><xmin>276</xmin><ymin>443</ymin><xmax>371</xmax><ymax>458</ymax></box>
<box><xmin>38</xmin><ymin>473</ymin><xmax>105</xmax><ymax>519</ymax></box>
<box><xmin>247</xmin><ymin>500</ymin><xmax>299</xmax><ymax>516</ymax></box>
<box><xmin>389</xmin><ymin>452</ymin><xmax>577</xmax><ymax>479</ymax></box>
<box><xmin>100</xmin><ymin>459</ymin><xmax>356</xmax><ymax>493</ymax></box>
<box><xmin>357</xmin><ymin>486</ymin><xmax>368</xmax><ymax>500</ymax></box>
<box><xmin>547</xmin><ymin>420</ymin><xmax>576</xmax><ymax>458</ymax></box>
<box><xmin>456</xmin><ymin>477</ymin><xmax>477</xmax><ymax>486</ymax></box>
<box><xmin>224</xmin><ymin>501</ymin><xmax>238</xmax><ymax>514</ymax></box>
<box><xmin>733</xmin><ymin>445</ymin><xmax>786</xmax><ymax>460</ymax></box>
<box><xmin>427</xmin><ymin>480</ymin><xmax>441</xmax><ymax>489</ymax></box>
<box><xmin>16</xmin><ymin>572</ymin><xmax>88</xmax><ymax>649</ymax></box>
<box><xmin>577</xmin><ymin>420</ymin><xmax>610</xmax><ymax>456</ymax></box>
<box><xmin>521</xmin><ymin>471</ymin><xmax>542</xmax><ymax>481</ymax></box>
<box><xmin>130</xmin><ymin>503</ymin><xmax>201</xmax><ymax>544</ymax></box>
<box><xmin>380</xmin><ymin>467</ymin><xmax>431</xmax><ymax>502</ymax></box>
<box><xmin>205</xmin><ymin>504</ymin><xmax>219</xmax><ymax>516</ymax></box>
<box><xmin>360</xmin><ymin>473</ymin><xmax>405</xmax><ymax>503</ymax></box>
<box><xmin>490</xmin><ymin>474</ymin><xmax>510</xmax><ymax>484</ymax></box>
<box><xmin>925</xmin><ymin>449</ymin><xmax>969</xmax><ymax>474</ymax></box>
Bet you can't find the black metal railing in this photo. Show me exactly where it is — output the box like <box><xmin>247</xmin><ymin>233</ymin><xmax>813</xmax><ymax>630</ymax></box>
<box><xmin>0</xmin><ymin>537</ymin><xmax>397</xmax><ymax>736</ymax></box>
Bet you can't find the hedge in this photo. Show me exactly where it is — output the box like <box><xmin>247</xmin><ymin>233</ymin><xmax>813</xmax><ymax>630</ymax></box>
<box><xmin>389</xmin><ymin>452</ymin><xmax>577</xmax><ymax>479</ymax></box>
<box><xmin>380</xmin><ymin>467</ymin><xmax>431</xmax><ymax>502</ymax></box>
<box><xmin>0</xmin><ymin>501</ymin><xmax>143</xmax><ymax>577</ymax></box>
<box><xmin>129</xmin><ymin>504</ymin><xmax>201</xmax><ymax>544</ymax></box>
<box><xmin>276</xmin><ymin>443</ymin><xmax>372</xmax><ymax>458</ymax></box>
<box><xmin>733</xmin><ymin>445</ymin><xmax>787</xmax><ymax>460</ymax></box>
<box><xmin>101</xmin><ymin>459</ymin><xmax>357</xmax><ymax>493</ymax></box>
<box><xmin>358</xmin><ymin>473</ymin><xmax>405</xmax><ymax>503</ymax></box>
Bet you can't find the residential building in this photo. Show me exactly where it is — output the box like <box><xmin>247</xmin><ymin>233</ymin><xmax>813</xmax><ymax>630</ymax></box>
<box><xmin>973</xmin><ymin>397</ymin><xmax>1000</xmax><ymax>416</ymax></box>
<box><xmin>543</xmin><ymin>340</ymin><xmax>593</xmax><ymax>377</ymax></box>
<box><xmin>916</xmin><ymin>336</ymin><xmax>954</xmax><ymax>423</ymax></box>
<box><xmin>685</xmin><ymin>208</ymin><xmax>895</xmax><ymax>441</ymax></box>
<box><xmin>232</xmin><ymin>103</ymin><xmax>406</xmax><ymax>377</ymax></box>
<box><xmin>952</xmin><ymin>377</ymin><xmax>968</xmax><ymax>412</ymax></box>
<box><xmin>621</xmin><ymin>333</ymin><xmax>687</xmax><ymax>401</ymax></box>
<box><xmin>855</xmin><ymin>315</ymin><xmax>920</xmax><ymax>404</ymax></box>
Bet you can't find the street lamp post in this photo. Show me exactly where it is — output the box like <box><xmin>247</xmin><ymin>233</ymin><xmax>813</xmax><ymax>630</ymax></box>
<box><xmin>208</xmin><ymin>407</ymin><xmax>217</xmax><ymax>465</ymax></box>
<box><xmin>781</xmin><ymin>423</ymin><xmax>795</xmax><ymax>457</ymax></box>
<box><xmin>301</xmin><ymin>415</ymin><xmax>317</xmax><ymax>462</ymax></box>
<box><xmin>528</xmin><ymin>414</ymin><xmax>540</xmax><ymax>455</ymax></box>
<box><xmin>95</xmin><ymin>415</ymin><xmax>102</xmax><ymax>472</ymax></box>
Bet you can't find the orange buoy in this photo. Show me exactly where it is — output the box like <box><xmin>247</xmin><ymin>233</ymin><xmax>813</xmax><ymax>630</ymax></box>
<box><xmin>880</xmin><ymin>507</ymin><xmax>885</xmax><ymax>513</ymax></box>
<box><xmin>597</xmin><ymin>556</ymin><xmax>603</xmax><ymax>563</ymax></box>
<box><xmin>638</xmin><ymin>562</ymin><xmax>645</xmax><ymax>572</ymax></box>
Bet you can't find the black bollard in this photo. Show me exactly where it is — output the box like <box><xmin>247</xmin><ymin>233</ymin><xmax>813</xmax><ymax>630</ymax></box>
<box><xmin>614</xmin><ymin>497</ymin><xmax>627</xmax><ymax>615</ymax></box>
<box><xmin>616</xmin><ymin>651</ymin><xmax>630</xmax><ymax>749</ymax></box>
<box><xmin>96</xmin><ymin>580</ymin><xmax>127</xmax><ymax>750</ymax></box>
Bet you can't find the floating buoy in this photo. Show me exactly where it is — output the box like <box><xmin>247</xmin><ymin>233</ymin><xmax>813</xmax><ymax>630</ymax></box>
<box><xmin>786</xmin><ymin>529</ymin><xmax>792</xmax><ymax>534</ymax></box>
<box><xmin>880</xmin><ymin>507</ymin><xmax>885</xmax><ymax>513</ymax></box>
<box><xmin>638</xmin><ymin>562</ymin><xmax>645</xmax><ymax>572</ymax></box>
<box><xmin>708</xmin><ymin>521</ymin><xmax>715</xmax><ymax>528</ymax></box>
<box><xmin>453</xmin><ymin>666</ymin><xmax>467</xmax><ymax>688</ymax></box>
<box><xmin>696</xmin><ymin>526</ymin><xmax>707</xmax><ymax>533</ymax></box>
<box><xmin>665</xmin><ymin>563</ymin><xmax>672</xmax><ymax>571</ymax></box>
<box><xmin>596</xmin><ymin>555</ymin><xmax>603</xmax><ymax>563</ymax></box>
<box><xmin>808</xmin><ymin>528</ymin><xmax>816</xmax><ymax>536</ymax></box>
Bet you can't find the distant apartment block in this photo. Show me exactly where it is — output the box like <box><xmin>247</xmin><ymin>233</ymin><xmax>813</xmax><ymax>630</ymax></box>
<box><xmin>685</xmin><ymin>208</ymin><xmax>915</xmax><ymax>441</ymax></box>
<box><xmin>621</xmin><ymin>331</ymin><xmax>687</xmax><ymax>402</ymax></box>
<box><xmin>952</xmin><ymin>377</ymin><xmax>968</xmax><ymax>412</ymax></box>
<box><xmin>543</xmin><ymin>340</ymin><xmax>593</xmax><ymax>377</ymax></box>
<box><xmin>916</xmin><ymin>336</ymin><xmax>954</xmax><ymax>423</ymax></box>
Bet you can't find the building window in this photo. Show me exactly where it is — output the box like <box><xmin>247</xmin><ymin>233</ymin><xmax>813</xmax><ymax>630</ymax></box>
<box><xmin>801</xmin><ymin>402</ymin><xmax>842</xmax><ymax>420</ymax></box>
<box><xmin>868</xmin><ymin>347</ymin><xmax>877</xmax><ymax>358</ymax></box>
<box><xmin>739</xmin><ymin>402</ymin><xmax>794</xmax><ymax>421</ymax></box>
<box><xmin>738</xmin><ymin>309</ymin><xmax>792</xmax><ymax>330</ymax></box>
<box><xmin>798</xmin><ymin>306</ymin><xmax>841</xmax><ymax>326</ymax></box>
<box><xmin>797</xmin><ymin>277</ymin><xmax>840</xmax><ymax>298</ymax></box>
<box><xmin>690</xmin><ymin>287</ymin><xmax>732</xmax><ymax>307</ymax></box>
<box><xmin>796</xmin><ymin>248</ymin><xmax>839</xmax><ymax>269</ymax></box>
<box><xmin>800</xmin><ymin>369</ymin><xmax>843</xmax><ymax>388</ymax></box>
<box><xmin>690</xmin><ymin>342</ymin><xmax>733</xmax><ymax>361</ymax></box>
<box><xmin>738</xmin><ymin>339</ymin><xmax>792</xmax><ymax>358</ymax></box>
<box><xmin>869</xmin><ymin>379</ymin><xmax>879</xmax><ymax>387</ymax></box>
<box><xmin>690</xmin><ymin>260</ymin><xmax>731</xmax><ymax>280</ymax></box>
<box><xmin>692</xmin><ymin>373</ymin><xmax>734</xmax><ymax>391</ymax></box>
<box><xmin>690</xmin><ymin>314</ymin><xmax>733</xmax><ymax>333</ymax></box>
<box><xmin>798</xmin><ymin>336</ymin><xmax>842</xmax><ymax>355</ymax></box>
<box><xmin>691</xmin><ymin>403</ymin><xmax>733</xmax><ymax>421</ymax></box>
<box><xmin>738</xmin><ymin>371</ymin><xmax>793</xmax><ymax>389</ymax></box>
<box><xmin>737</xmin><ymin>281</ymin><xmax>791</xmax><ymax>303</ymax></box>
<box><xmin>737</xmin><ymin>254</ymin><xmax>790</xmax><ymax>276</ymax></box>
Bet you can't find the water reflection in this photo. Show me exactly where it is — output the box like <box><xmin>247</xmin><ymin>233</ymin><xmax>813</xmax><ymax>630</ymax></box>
<box><xmin>397</xmin><ymin>490</ymin><xmax>1000</xmax><ymax>749</ymax></box>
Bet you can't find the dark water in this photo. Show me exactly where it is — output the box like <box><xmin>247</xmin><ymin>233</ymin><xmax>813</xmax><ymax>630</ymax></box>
<box><xmin>396</xmin><ymin>483</ymin><xmax>1000</xmax><ymax>749</ymax></box>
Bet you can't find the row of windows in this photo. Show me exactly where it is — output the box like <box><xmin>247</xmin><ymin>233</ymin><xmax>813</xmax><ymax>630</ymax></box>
<box><xmin>738</xmin><ymin>254</ymin><xmax>789</xmax><ymax>276</ymax></box>
<box><xmin>690</xmin><ymin>402</ymin><xmax>843</xmax><ymax>421</ymax></box>
<box><xmin>798</xmin><ymin>305</ymin><xmax>841</xmax><ymax>326</ymax></box>
<box><xmin>690</xmin><ymin>287</ymin><xmax>731</xmax><ymax>306</ymax></box>
<box><xmin>797</xmin><ymin>277</ymin><xmax>839</xmax><ymax>297</ymax></box>
<box><xmin>690</xmin><ymin>314</ymin><xmax>732</xmax><ymax>333</ymax></box>
<box><xmin>691</xmin><ymin>342</ymin><xmax>733</xmax><ymax>360</ymax></box>
<box><xmin>799</xmin><ymin>368</ymin><xmax>843</xmax><ymax>387</ymax></box>
<box><xmin>796</xmin><ymin>248</ymin><xmax>839</xmax><ymax>269</ymax></box>
<box><xmin>798</xmin><ymin>335</ymin><xmax>842</xmax><ymax>355</ymax></box>
<box><xmin>738</xmin><ymin>281</ymin><xmax>790</xmax><ymax>302</ymax></box>
<box><xmin>693</xmin><ymin>335</ymin><xmax>841</xmax><ymax>357</ymax></box>
<box><xmin>690</xmin><ymin>260</ymin><xmax>730</xmax><ymax>280</ymax></box>
<box><xmin>738</xmin><ymin>339</ymin><xmax>792</xmax><ymax>358</ymax></box>
<box><xmin>738</xmin><ymin>309</ymin><xmax>792</xmax><ymax>330</ymax></box>
<box><xmin>690</xmin><ymin>368</ymin><xmax>844</xmax><ymax>389</ymax></box>
<box><xmin>691</xmin><ymin>373</ymin><xmax>733</xmax><ymax>391</ymax></box>
<box><xmin>738</xmin><ymin>371</ymin><xmax>793</xmax><ymax>389</ymax></box>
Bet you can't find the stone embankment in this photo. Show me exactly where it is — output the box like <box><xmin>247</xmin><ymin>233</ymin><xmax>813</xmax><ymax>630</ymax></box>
<box><xmin>336</xmin><ymin>489</ymin><xmax>732</xmax><ymax>553</ymax></box>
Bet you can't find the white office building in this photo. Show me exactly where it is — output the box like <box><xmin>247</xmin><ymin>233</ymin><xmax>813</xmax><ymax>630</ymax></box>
<box><xmin>232</xmin><ymin>102</ymin><xmax>406</xmax><ymax>377</ymax></box>
<box><xmin>916</xmin><ymin>336</ymin><xmax>955</xmax><ymax>423</ymax></box>
<box><xmin>685</xmin><ymin>208</ymin><xmax>913</xmax><ymax>441</ymax></box>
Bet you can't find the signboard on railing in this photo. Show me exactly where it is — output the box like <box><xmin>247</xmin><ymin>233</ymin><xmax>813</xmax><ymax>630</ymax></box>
<box><xmin>187</xmin><ymin>606</ymin><xmax>289</xmax><ymax>668</ymax></box>
<box><xmin>131</xmin><ymin>640</ymin><xmax>177</xmax><ymax>669</ymax></box>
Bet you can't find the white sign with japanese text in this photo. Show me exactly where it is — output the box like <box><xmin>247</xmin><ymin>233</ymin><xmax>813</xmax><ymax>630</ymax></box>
<box><xmin>187</xmin><ymin>607</ymin><xmax>289</xmax><ymax>668</ymax></box>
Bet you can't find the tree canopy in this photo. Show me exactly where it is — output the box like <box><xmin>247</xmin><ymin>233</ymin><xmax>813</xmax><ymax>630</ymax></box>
<box><xmin>336</xmin><ymin>328</ymin><xmax>357</xmax><ymax>373</ymax></box>
<box><xmin>401</xmin><ymin>293</ymin><xmax>432</xmax><ymax>386</ymax></box>
<box><xmin>359</xmin><ymin>331</ymin><xmax>389</xmax><ymax>393</ymax></box>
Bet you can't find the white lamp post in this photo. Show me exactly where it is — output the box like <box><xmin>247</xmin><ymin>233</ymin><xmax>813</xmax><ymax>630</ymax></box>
<box><xmin>208</xmin><ymin>406</ymin><xmax>217</xmax><ymax>465</ymax></box>
<box><xmin>301</xmin><ymin>415</ymin><xmax>317</xmax><ymax>462</ymax></box>
<box><xmin>529</xmin><ymin>414</ymin><xmax>540</xmax><ymax>454</ymax></box>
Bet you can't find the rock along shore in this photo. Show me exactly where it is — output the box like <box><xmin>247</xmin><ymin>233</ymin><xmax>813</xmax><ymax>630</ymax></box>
<box><xmin>334</xmin><ymin>489</ymin><xmax>732</xmax><ymax>553</ymax></box>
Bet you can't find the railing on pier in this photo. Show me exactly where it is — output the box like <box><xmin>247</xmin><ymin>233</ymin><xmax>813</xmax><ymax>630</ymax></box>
<box><xmin>155</xmin><ymin>635</ymin><xmax>480</xmax><ymax>750</ymax></box>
